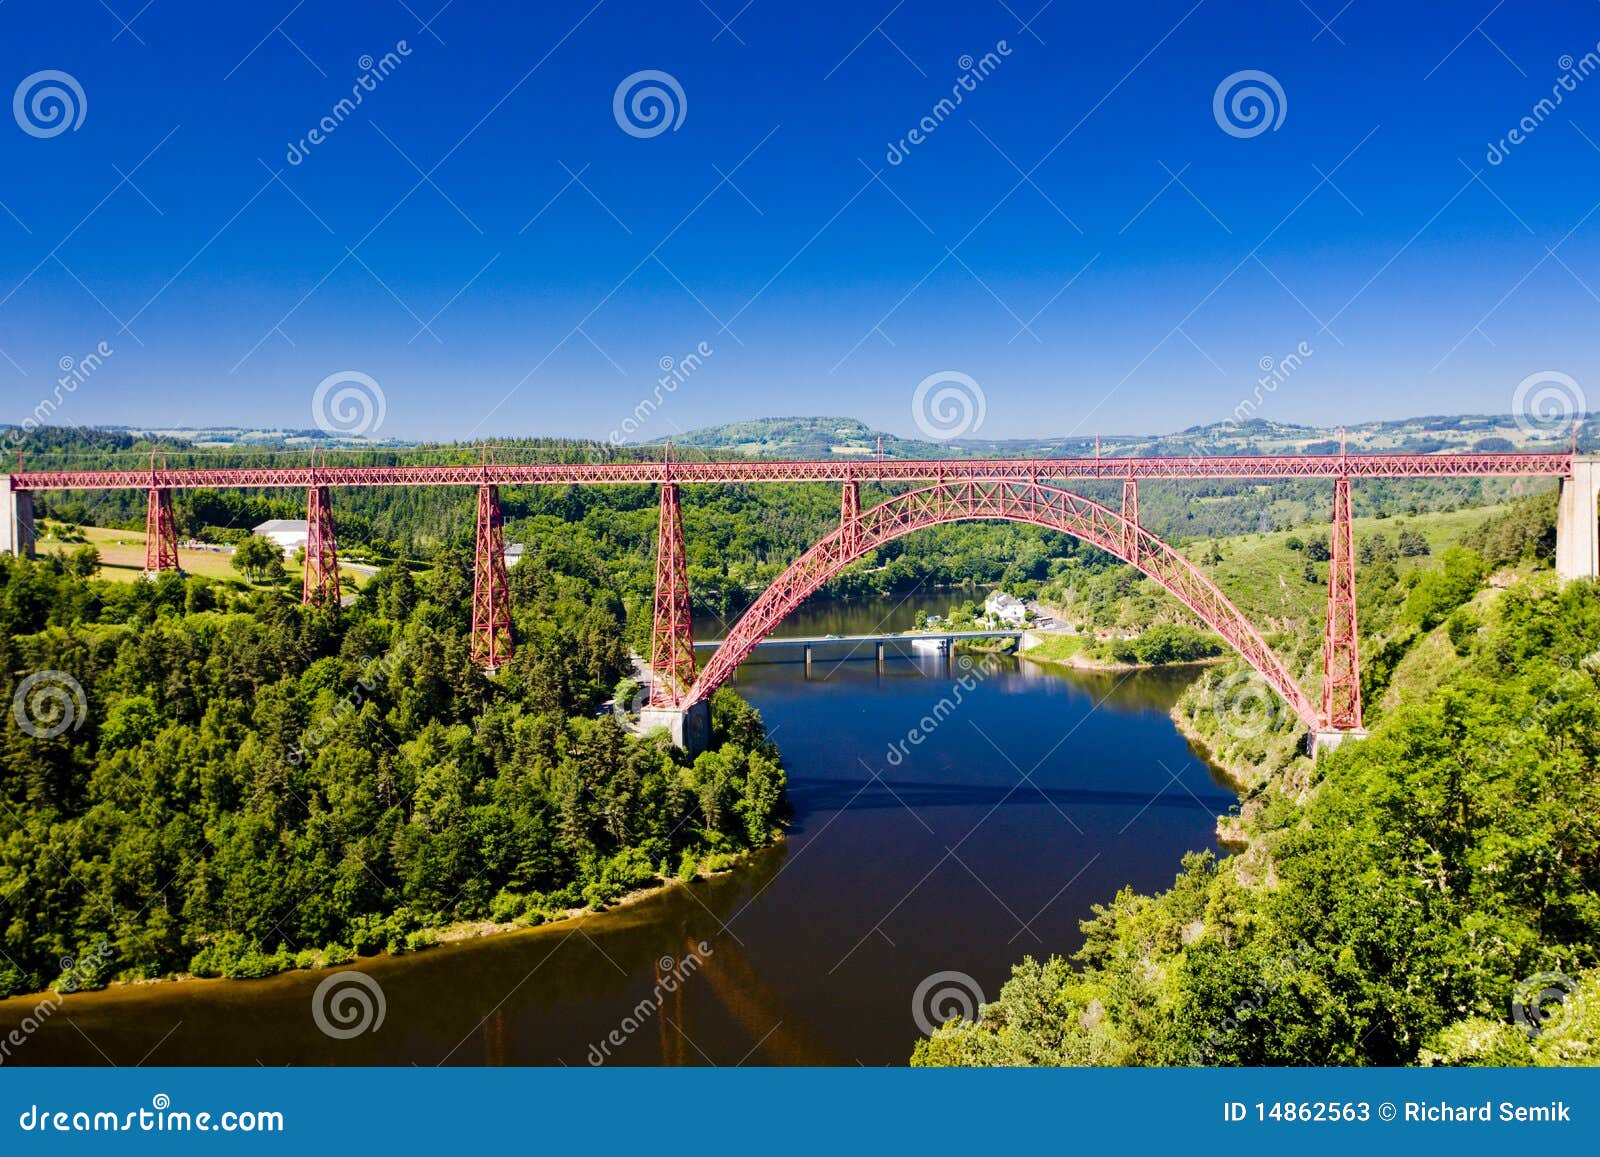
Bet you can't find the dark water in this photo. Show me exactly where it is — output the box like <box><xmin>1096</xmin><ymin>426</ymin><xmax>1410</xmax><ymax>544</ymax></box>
<box><xmin>0</xmin><ymin>599</ymin><xmax>1230</xmax><ymax>1067</ymax></box>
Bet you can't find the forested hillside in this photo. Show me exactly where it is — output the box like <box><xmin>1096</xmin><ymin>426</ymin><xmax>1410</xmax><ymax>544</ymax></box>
<box><xmin>914</xmin><ymin>501</ymin><xmax>1600</xmax><ymax>1066</ymax></box>
<box><xmin>0</xmin><ymin>542</ymin><xmax>786</xmax><ymax>996</ymax></box>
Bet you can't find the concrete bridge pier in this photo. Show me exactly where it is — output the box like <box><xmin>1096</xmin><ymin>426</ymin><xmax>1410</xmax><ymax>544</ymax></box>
<box><xmin>637</xmin><ymin>701</ymin><xmax>710</xmax><ymax>756</ymax></box>
<box><xmin>1</xmin><ymin>476</ymin><xmax>35</xmax><ymax>558</ymax></box>
<box><xmin>1311</xmin><ymin>727</ymin><xmax>1369</xmax><ymax>756</ymax></box>
<box><xmin>1557</xmin><ymin>457</ymin><xmax>1599</xmax><ymax>582</ymax></box>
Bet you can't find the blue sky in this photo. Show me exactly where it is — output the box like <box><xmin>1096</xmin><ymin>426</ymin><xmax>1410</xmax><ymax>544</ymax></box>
<box><xmin>2</xmin><ymin>0</ymin><xmax>1600</xmax><ymax>443</ymax></box>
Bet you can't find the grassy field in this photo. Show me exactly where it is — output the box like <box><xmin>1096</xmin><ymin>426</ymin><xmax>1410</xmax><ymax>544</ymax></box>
<box><xmin>1019</xmin><ymin>633</ymin><xmax>1087</xmax><ymax>662</ymax></box>
<box><xmin>34</xmin><ymin>522</ymin><xmax>372</xmax><ymax>592</ymax></box>
<box><xmin>1185</xmin><ymin>503</ymin><xmax>1511</xmax><ymax>636</ymax></box>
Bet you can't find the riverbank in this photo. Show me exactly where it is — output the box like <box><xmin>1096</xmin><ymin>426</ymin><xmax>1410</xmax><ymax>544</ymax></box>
<box><xmin>1019</xmin><ymin>629</ymin><xmax>1228</xmax><ymax>673</ymax></box>
<box><xmin>0</xmin><ymin>647</ymin><xmax>1232</xmax><ymax>1065</ymax></box>
<box><xmin>1168</xmin><ymin>705</ymin><xmax>1259</xmax><ymax>850</ymax></box>
<box><xmin>0</xmin><ymin>841</ymin><xmax>780</xmax><ymax>1005</ymax></box>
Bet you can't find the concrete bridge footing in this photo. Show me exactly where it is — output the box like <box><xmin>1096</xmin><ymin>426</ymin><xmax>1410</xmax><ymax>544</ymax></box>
<box><xmin>1312</xmin><ymin>727</ymin><xmax>1369</xmax><ymax>756</ymax></box>
<box><xmin>1557</xmin><ymin>457</ymin><xmax>1600</xmax><ymax>583</ymax></box>
<box><xmin>637</xmin><ymin>701</ymin><xmax>711</xmax><ymax>756</ymax></box>
<box><xmin>1</xmin><ymin>476</ymin><xmax>34</xmax><ymax>558</ymax></box>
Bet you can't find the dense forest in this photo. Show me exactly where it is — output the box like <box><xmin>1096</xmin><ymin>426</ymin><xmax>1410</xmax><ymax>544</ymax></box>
<box><xmin>0</xmin><ymin>537</ymin><xmax>786</xmax><ymax>996</ymax></box>
<box><xmin>914</xmin><ymin>500</ymin><xmax>1600</xmax><ymax>1066</ymax></box>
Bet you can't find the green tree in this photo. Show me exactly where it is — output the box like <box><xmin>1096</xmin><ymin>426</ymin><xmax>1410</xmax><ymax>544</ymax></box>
<box><xmin>1396</xmin><ymin>528</ymin><xmax>1430</xmax><ymax>557</ymax></box>
<box><xmin>232</xmin><ymin>534</ymin><xmax>285</xmax><ymax>583</ymax></box>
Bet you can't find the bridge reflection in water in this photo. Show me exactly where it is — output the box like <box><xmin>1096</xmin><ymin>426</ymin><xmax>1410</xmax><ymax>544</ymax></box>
<box><xmin>0</xmin><ymin>654</ymin><xmax>1242</xmax><ymax>1066</ymax></box>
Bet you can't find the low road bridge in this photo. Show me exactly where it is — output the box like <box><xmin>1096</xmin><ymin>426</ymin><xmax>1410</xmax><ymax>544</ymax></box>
<box><xmin>692</xmin><ymin>629</ymin><xmax>1023</xmax><ymax>675</ymax></box>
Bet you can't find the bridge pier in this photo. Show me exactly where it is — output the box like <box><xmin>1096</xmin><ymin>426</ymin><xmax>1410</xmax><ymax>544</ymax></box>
<box><xmin>637</xmin><ymin>700</ymin><xmax>710</xmax><ymax>756</ymax></box>
<box><xmin>1319</xmin><ymin>476</ymin><xmax>1362</xmax><ymax>734</ymax></box>
<box><xmin>0</xmin><ymin>476</ymin><xmax>34</xmax><ymax>558</ymax></box>
<box><xmin>803</xmin><ymin>644</ymin><xmax>812</xmax><ymax>677</ymax></box>
<box><xmin>650</xmin><ymin>481</ymin><xmax>695</xmax><ymax>704</ymax></box>
<box><xmin>302</xmin><ymin>484</ymin><xmax>340</xmax><ymax>606</ymax></box>
<box><xmin>1556</xmin><ymin>457</ymin><xmax>1600</xmax><ymax>582</ymax></box>
<box><xmin>471</xmin><ymin>483</ymin><xmax>513</xmax><ymax>671</ymax></box>
<box><xmin>143</xmin><ymin>486</ymin><xmax>179</xmax><ymax>576</ymax></box>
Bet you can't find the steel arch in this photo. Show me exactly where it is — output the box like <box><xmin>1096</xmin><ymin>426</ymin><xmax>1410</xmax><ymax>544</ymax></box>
<box><xmin>684</xmin><ymin>479</ymin><xmax>1318</xmax><ymax>727</ymax></box>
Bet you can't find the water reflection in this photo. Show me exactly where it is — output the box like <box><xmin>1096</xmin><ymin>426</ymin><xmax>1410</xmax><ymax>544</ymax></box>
<box><xmin>0</xmin><ymin>599</ymin><xmax>1229</xmax><ymax>1067</ymax></box>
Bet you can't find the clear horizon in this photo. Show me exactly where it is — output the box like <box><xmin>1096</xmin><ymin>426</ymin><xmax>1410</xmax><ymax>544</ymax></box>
<box><xmin>4</xmin><ymin>2</ymin><xmax>1599</xmax><ymax>446</ymax></box>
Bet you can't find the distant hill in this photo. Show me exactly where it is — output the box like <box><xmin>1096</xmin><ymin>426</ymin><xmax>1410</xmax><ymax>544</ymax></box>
<box><xmin>99</xmin><ymin>425</ymin><xmax>410</xmax><ymax>450</ymax></box>
<box><xmin>658</xmin><ymin>413</ymin><xmax>1589</xmax><ymax>458</ymax></box>
<box><xmin>5</xmin><ymin>412</ymin><xmax>1587</xmax><ymax>466</ymax></box>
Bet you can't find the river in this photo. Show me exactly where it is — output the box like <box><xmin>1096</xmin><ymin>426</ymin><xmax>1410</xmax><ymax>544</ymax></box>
<box><xmin>0</xmin><ymin>597</ymin><xmax>1232</xmax><ymax>1066</ymax></box>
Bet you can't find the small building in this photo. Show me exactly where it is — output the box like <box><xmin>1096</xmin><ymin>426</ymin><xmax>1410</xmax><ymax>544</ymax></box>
<box><xmin>253</xmin><ymin>519</ymin><xmax>308</xmax><ymax>556</ymax></box>
<box><xmin>984</xmin><ymin>590</ymin><xmax>1027</xmax><ymax>626</ymax></box>
<box><xmin>505</xmin><ymin>542</ymin><xmax>525</xmax><ymax>567</ymax></box>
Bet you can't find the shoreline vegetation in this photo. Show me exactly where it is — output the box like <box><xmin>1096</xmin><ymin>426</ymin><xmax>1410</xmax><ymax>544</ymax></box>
<box><xmin>915</xmin><ymin>491</ymin><xmax>1600</xmax><ymax>1067</ymax></box>
<box><xmin>0</xmin><ymin>538</ymin><xmax>790</xmax><ymax>1003</ymax></box>
<box><xmin>0</xmin><ymin>840</ymin><xmax>776</xmax><ymax>1003</ymax></box>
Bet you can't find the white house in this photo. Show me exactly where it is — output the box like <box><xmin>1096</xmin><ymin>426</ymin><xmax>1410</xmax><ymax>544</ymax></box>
<box><xmin>984</xmin><ymin>590</ymin><xmax>1027</xmax><ymax>626</ymax></box>
<box><xmin>253</xmin><ymin>518</ymin><xmax>308</xmax><ymax>556</ymax></box>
